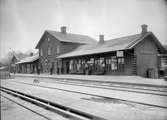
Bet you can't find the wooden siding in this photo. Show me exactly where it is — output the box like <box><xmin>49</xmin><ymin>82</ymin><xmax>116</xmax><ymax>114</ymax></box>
<box><xmin>38</xmin><ymin>32</ymin><xmax>81</xmax><ymax>74</ymax></box>
<box><xmin>134</xmin><ymin>35</ymin><xmax>159</xmax><ymax>77</ymax></box>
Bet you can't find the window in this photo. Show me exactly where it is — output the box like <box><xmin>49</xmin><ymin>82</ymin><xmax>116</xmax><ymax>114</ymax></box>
<box><xmin>94</xmin><ymin>58</ymin><xmax>104</xmax><ymax>72</ymax></box>
<box><xmin>118</xmin><ymin>57</ymin><xmax>124</xmax><ymax>72</ymax></box>
<box><xmin>118</xmin><ymin>57</ymin><xmax>124</xmax><ymax>64</ymax></box>
<box><xmin>57</xmin><ymin>45</ymin><xmax>60</xmax><ymax>54</ymax></box>
<box><xmin>160</xmin><ymin>57</ymin><xmax>167</xmax><ymax>68</ymax></box>
<box><xmin>47</xmin><ymin>38</ymin><xmax>50</xmax><ymax>42</ymax></box>
<box><xmin>106</xmin><ymin>57</ymin><xmax>111</xmax><ymax>71</ymax></box>
<box><xmin>48</xmin><ymin>47</ymin><xmax>51</xmax><ymax>55</ymax></box>
<box><xmin>111</xmin><ymin>56</ymin><xmax>118</xmax><ymax>70</ymax></box>
<box><xmin>69</xmin><ymin>59</ymin><xmax>85</xmax><ymax>73</ymax></box>
<box><xmin>81</xmin><ymin>59</ymin><xmax>85</xmax><ymax>70</ymax></box>
<box><xmin>40</xmin><ymin>49</ymin><xmax>43</xmax><ymax>56</ymax></box>
<box><xmin>69</xmin><ymin>60</ymin><xmax>74</xmax><ymax>71</ymax></box>
<box><xmin>90</xmin><ymin>58</ymin><xmax>94</xmax><ymax>64</ymax></box>
<box><xmin>94</xmin><ymin>58</ymin><xmax>100</xmax><ymax>71</ymax></box>
<box><xmin>77</xmin><ymin>59</ymin><xmax>82</xmax><ymax>72</ymax></box>
<box><xmin>100</xmin><ymin>58</ymin><xmax>104</xmax><ymax>67</ymax></box>
<box><xmin>106</xmin><ymin>56</ymin><xmax>119</xmax><ymax>71</ymax></box>
<box><xmin>69</xmin><ymin>61</ymin><xmax>72</xmax><ymax>70</ymax></box>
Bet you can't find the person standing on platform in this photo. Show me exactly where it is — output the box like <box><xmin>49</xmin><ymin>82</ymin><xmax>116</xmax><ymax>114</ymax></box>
<box><xmin>102</xmin><ymin>62</ymin><xmax>105</xmax><ymax>74</ymax></box>
<box><xmin>49</xmin><ymin>62</ymin><xmax>53</xmax><ymax>75</ymax></box>
<box><xmin>85</xmin><ymin>62</ymin><xmax>89</xmax><ymax>75</ymax></box>
<box><xmin>37</xmin><ymin>64</ymin><xmax>40</xmax><ymax>75</ymax></box>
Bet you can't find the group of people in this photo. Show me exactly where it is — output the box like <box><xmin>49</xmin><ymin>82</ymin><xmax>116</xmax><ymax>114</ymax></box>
<box><xmin>36</xmin><ymin>61</ymin><xmax>106</xmax><ymax>75</ymax></box>
<box><xmin>36</xmin><ymin>64</ymin><xmax>54</xmax><ymax>75</ymax></box>
<box><xmin>84</xmin><ymin>62</ymin><xmax>106</xmax><ymax>75</ymax></box>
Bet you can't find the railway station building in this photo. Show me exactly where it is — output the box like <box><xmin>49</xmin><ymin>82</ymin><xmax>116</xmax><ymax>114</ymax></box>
<box><xmin>17</xmin><ymin>24</ymin><xmax>167</xmax><ymax>78</ymax></box>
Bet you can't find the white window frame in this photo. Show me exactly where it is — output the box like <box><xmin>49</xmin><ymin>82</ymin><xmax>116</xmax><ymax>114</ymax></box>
<box><xmin>111</xmin><ymin>56</ymin><xmax>118</xmax><ymax>70</ymax></box>
<box><xmin>40</xmin><ymin>49</ymin><xmax>43</xmax><ymax>56</ymax></box>
<box><xmin>48</xmin><ymin>47</ymin><xmax>51</xmax><ymax>55</ymax></box>
<box><xmin>47</xmin><ymin>38</ymin><xmax>50</xmax><ymax>42</ymax></box>
<box><xmin>57</xmin><ymin>45</ymin><xmax>60</xmax><ymax>54</ymax></box>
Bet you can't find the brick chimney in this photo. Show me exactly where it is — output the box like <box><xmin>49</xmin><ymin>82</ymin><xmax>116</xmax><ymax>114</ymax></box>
<box><xmin>99</xmin><ymin>35</ymin><xmax>104</xmax><ymax>44</ymax></box>
<box><xmin>141</xmin><ymin>24</ymin><xmax>148</xmax><ymax>34</ymax></box>
<box><xmin>61</xmin><ymin>26</ymin><xmax>67</xmax><ymax>34</ymax></box>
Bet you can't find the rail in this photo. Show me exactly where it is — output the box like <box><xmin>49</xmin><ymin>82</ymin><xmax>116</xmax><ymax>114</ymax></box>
<box><xmin>7</xmin><ymin>81</ymin><xmax>167</xmax><ymax>109</ymax></box>
<box><xmin>0</xmin><ymin>86</ymin><xmax>105</xmax><ymax>120</ymax></box>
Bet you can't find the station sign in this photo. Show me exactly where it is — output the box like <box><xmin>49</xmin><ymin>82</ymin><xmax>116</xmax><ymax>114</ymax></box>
<box><xmin>116</xmin><ymin>51</ymin><xmax>124</xmax><ymax>57</ymax></box>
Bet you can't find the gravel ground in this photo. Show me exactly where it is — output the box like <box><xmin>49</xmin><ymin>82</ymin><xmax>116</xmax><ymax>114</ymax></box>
<box><xmin>9</xmin><ymin>77</ymin><xmax>167</xmax><ymax>108</ymax></box>
<box><xmin>1</xmin><ymin>96</ymin><xmax>47</xmax><ymax>120</ymax></box>
<box><xmin>1</xmin><ymin>79</ymin><xmax>167</xmax><ymax>120</ymax></box>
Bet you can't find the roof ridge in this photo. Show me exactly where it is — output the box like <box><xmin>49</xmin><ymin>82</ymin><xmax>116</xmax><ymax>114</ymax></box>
<box><xmin>45</xmin><ymin>30</ymin><xmax>97</xmax><ymax>44</ymax></box>
<box><xmin>46</xmin><ymin>30</ymin><xmax>96</xmax><ymax>39</ymax></box>
<box><xmin>106</xmin><ymin>33</ymin><xmax>141</xmax><ymax>42</ymax></box>
<box><xmin>126</xmin><ymin>32</ymin><xmax>152</xmax><ymax>49</ymax></box>
<box><xmin>56</xmin><ymin>32</ymin><xmax>153</xmax><ymax>58</ymax></box>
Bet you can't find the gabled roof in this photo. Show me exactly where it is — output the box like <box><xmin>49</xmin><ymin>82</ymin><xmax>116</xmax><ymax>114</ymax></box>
<box><xmin>35</xmin><ymin>30</ymin><xmax>97</xmax><ymax>48</ymax></box>
<box><xmin>57</xmin><ymin>32</ymin><xmax>166</xmax><ymax>58</ymax></box>
<box><xmin>16</xmin><ymin>54</ymin><xmax>39</xmax><ymax>64</ymax></box>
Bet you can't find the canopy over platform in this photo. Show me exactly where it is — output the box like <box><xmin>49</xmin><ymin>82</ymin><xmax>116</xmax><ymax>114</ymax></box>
<box><xmin>16</xmin><ymin>54</ymin><xmax>39</xmax><ymax>64</ymax></box>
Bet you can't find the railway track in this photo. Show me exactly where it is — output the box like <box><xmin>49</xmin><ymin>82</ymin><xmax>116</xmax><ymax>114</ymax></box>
<box><xmin>12</xmin><ymin>79</ymin><xmax>167</xmax><ymax>96</ymax></box>
<box><xmin>1</xmin><ymin>95</ymin><xmax>52</xmax><ymax>120</ymax></box>
<box><xmin>0</xmin><ymin>86</ymin><xmax>106</xmax><ymax>120</ymax></box>
<box><xmin>7</xmin><ymin>80</ymin><xmax>167</xmax><ymax>109</ymax></box>
<box><xmin>46</xmin><ymin>79</ymin><xmax>167</xmax><ymax>92</ymax></box>
<box><xmin>13</xmin><ymin>75</ymin><xmax>167</xmax><ymax>92</ymax></box>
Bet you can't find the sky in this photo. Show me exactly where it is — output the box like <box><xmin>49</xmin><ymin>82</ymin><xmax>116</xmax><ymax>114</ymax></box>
<box><xmin>0</xmin><ymin>0</ymin><xmax>167</xmax><ymax>59</ymax></box>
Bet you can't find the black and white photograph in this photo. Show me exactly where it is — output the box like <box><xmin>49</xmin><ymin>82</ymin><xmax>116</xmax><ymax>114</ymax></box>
<box><xmin>0</xmin><ymin>0</ymin><xmax>167</xmax><ymax>120</ymax></box>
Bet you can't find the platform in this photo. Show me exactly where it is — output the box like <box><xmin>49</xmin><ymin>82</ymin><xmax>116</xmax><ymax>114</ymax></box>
<box><xmin>13</xmin><ymin>73</ymin><xmax>167</xmax><ymax>87</ymax></box>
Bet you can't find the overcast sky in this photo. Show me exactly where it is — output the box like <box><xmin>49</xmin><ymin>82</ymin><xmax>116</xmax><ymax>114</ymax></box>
<box><xmin>0</xmin><ymin>0</ymin><xmax>167</xmax><ymax>59</ymax></box>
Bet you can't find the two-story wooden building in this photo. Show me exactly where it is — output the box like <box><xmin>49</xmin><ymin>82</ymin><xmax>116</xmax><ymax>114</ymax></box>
<box><xmin>35</xmin><ymin>26</ymin><xmax>97</xmax><ymax>74</ymax></box>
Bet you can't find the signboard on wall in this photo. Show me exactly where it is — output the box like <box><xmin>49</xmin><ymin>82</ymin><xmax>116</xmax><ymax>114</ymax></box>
<box><xmin>116</xmin><ymin>51</ymin><xmax>124</xmax><ymax>57</ymax></box>
<box><xmin>161</xmin><ymin>57</ymin><xmax>167</xmax><ymax>68</ymax></box>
